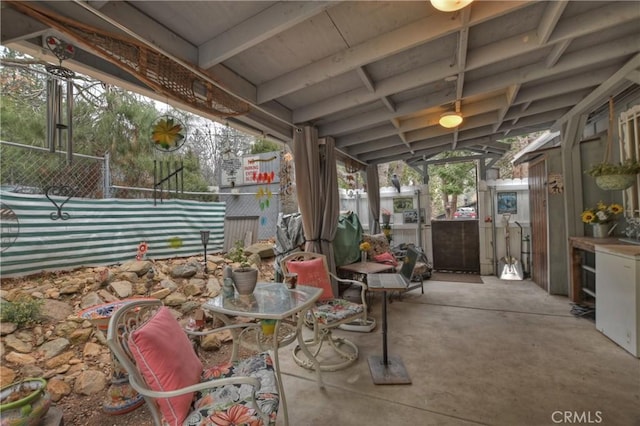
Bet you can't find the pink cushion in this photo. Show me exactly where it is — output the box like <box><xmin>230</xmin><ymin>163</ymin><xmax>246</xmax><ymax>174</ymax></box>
<box><xmin>286</xmin><ymin>257</ymin><xmax>334</xmax><ymax>301</ymax></box>
<box><xmin>129</xmin><ymin>307</ymin><xmax>203</xmax><ymax>426</ymax></box>
<box><xmin>374</xmin><ymin>252</ymin><xmax>398</xmax><ymax>266</ymax></box>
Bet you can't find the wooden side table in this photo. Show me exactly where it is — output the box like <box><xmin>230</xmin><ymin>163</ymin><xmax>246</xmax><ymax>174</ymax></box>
<box><xmin>568</xmin><ymin>236</ymin><xmax>625</xmax><ymax>303</ymax></box>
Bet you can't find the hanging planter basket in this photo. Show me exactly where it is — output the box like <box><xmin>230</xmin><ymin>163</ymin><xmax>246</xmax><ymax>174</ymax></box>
<box><xmin>595</xmin><ymin>174</ymin><xmax>637</xmax><ymax>191</ymax></box>
<box><xmin>150</xmin><ymin>115</ymin><xmax>187</xmax><ymax>152</ymax></box>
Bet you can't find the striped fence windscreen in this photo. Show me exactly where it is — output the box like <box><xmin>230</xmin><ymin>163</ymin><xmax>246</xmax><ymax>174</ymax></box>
<box><xmin>0</xmin><ymin>191</ymin><xmax>225</xmax><ymax>278</ymax></box>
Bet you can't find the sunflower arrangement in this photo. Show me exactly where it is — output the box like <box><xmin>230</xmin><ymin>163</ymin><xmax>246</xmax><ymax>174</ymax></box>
<box><xmin>359</xmin><ymin>241</ymin><xmax>371</xmax><ymax>252</ymax></box>
<box><xmin>581</xmin><ymin>201</ymin><xmax>623</xmax><ymax>224</ymax></box>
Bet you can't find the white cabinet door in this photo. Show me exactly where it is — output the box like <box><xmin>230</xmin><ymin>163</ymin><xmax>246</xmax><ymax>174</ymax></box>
<box><xmin>595</xmin><ymin>251</ymin><xmax>640</xmax><ymax>357</ymax></box>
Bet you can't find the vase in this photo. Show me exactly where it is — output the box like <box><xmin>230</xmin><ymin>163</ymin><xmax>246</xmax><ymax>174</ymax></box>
<box><xmin>0</xmin><ymin>378</ymin><xmax>51</xmax><ymax>426</ymax></box>
<box><xmin>232</xmin><ymin>268</ymin><xmax>258</xmax><ymax>295</ymax></box>
<box><xmin>361</xmin><ymin>251</ymin><xmax>368</xmax><ymax>263</ymax></box>
<box><xmin>592</xmin><ymin>223</ymin><xmax>610</xmax><ymax>238</ymax></box>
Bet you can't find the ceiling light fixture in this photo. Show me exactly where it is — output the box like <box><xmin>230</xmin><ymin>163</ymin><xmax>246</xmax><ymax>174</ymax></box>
<box><xmin>430</xmin><ymin>0</ymin><xmax>474</xmax><ymax>12</ymax></box>
<box><xmin>439</xmin><ymin>111</ymin><xmax>463</xmax><ymax>128</ymax></box>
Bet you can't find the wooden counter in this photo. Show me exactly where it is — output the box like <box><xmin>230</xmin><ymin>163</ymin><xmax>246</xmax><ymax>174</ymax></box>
<box><xmin>568</xmin><ymin>236</ymin><xmax>637</xmax><ymax>303</ymax></box>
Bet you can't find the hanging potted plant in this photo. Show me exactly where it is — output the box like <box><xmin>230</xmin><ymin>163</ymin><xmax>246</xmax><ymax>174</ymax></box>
<box><xmin>586</xmin><ymin>159</ymin><xmax>640</xmax><ymax>191</ymax></box>
<box><xmin>227</xmin><ymin>240</ymin><xmax>258</xmax><ymax>295</ymax></box>
<box><xmin>586</xmin><ymin>97</ymin><xmax>640</xmax><ymax>191</ymax></box>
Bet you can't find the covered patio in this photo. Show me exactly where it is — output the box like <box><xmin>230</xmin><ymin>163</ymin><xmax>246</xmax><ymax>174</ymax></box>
<box><xmin>278</xmin><ymin>276</ymin><xmax>638</xmax><ymax>425</ymax></box>
<box><xmin>1</xmin><ymin>1</ymin><xmax>639</xmax><ymax>425</ymax></box>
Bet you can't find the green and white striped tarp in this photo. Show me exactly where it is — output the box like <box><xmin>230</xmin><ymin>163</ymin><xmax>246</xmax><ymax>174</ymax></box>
<box><xmin>0</xmin><ymin>192</ymin><xmax>225</xmax><ymax>278</ymax></box>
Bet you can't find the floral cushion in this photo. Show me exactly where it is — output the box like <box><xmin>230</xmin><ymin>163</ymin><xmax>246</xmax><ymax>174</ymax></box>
<box><xmin>305</xmin><ymin>299</ymin><xmax>364</xmax><ymax>325</ymax></box>
<box><xmin>184</xmin><ymin>352</ymin><xmax>279</xmax><ymax>426</ymax></box>
<box><xmin>361</xmin><ymin>233</ymin><xmax>391</xmax><ymax>257</ymax></box>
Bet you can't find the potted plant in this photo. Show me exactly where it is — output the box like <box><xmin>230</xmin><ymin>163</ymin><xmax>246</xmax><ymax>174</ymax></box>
<box><xmin>227</xmin><ymin>240</ymin><xmax>258</xmax><ymax>295</ymax></box>
<box><xmin>586</xmin><ymin>97</ymin><xmax>640</xmax><ymax>191</ymax></box>
<box><xmin>381</xmin><ymin>208</ymin><xmax>392</xmax><ymax>226</ymax></box>
<box><xmin>581</xmin><ymin>201</ymin><xmax>623</xmax><ymax>237</ymax></box>
<box><xmin>586</xmin><ymin>159</ymin><xmax>640</xmax><ymax>191</ymax></box>
<box><xmin>0</xmin><ymin>378</ymin><xmax>51</xmax><ymax>425</ymax></box>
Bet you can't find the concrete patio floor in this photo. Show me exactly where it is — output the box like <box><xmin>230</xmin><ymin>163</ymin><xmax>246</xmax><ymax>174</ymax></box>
<box><xmin>275</xmin><ymin>276</ymin><xmax>640</xmax><ymax>426</ymax></box>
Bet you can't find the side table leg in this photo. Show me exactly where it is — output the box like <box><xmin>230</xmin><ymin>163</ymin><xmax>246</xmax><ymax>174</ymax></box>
<box><xmin>382</xmin><ymin>290</ymin><xmax>388</xmax><ymax>364</ymax></box>
<box><xmin>367</xmin><ymin>290</ymin><xmax>411</xmax><ymax>385</ymax></box>
<box><xmin>271</xmin><ymin>321</ymin><xmax>289</xmax><ymax>426</ymax></box>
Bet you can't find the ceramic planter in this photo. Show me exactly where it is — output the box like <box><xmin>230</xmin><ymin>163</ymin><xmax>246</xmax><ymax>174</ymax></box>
<box><xmin>0</xmin><ymin>378</ymin><xmax>51</xmax><ymax>426</ymax></box>
<box><xmin>232</xmin><ymin>267</ymin><xmax>258</xmax><ymax>295</ymax></box>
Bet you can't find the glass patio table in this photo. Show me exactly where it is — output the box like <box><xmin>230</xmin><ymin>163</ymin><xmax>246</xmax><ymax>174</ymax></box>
<box><xmin>202</xmin><ymin>282</ymin><xmax>322</xmax><ymax>426</ymax></box>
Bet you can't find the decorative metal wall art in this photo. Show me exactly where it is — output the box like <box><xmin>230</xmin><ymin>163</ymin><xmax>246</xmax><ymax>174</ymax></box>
<box><xmin>150</xmin><ymin>115</ymin><xmax>186</xmax><ymax>152</ymax></box>
<box><xmin>45</xmin><ymin>185</ymin><xmax>75</xmax><ymax>220</ymax></box>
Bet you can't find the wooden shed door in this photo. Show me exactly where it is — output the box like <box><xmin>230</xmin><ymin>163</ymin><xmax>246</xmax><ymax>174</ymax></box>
<box><xmin>431</xmin><ymin>220</ymin><xmax>480</xmax><ymax>273</ymax></box>
<box><xmin>529</xmin><ymin>159</ymin><xmax>548</xmax><ymax>291</ymax></box>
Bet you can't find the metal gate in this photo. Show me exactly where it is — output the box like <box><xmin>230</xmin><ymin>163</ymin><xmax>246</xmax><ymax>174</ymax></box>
<box><xmin>431</xmin><ymin>220</ymin><xmax>480</xmax><ymax>272</ymax></box>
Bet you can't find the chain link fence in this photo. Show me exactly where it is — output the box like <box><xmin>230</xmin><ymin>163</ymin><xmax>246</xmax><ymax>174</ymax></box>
<box><xmin>0</xmin><ymin>140</ymin><xmax>107</xmax><ymax>198</ymax></box>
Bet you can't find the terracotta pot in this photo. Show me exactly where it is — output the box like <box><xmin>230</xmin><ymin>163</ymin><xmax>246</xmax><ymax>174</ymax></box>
<box><xmin>0</xmin><ymin>378</ymin><xmax>51</xmax><ymax>426</ymax></box>
<box><xmin>232</xmin><ymin>268</ymin><xmax>258</xmax><ymax>295</ymax></box>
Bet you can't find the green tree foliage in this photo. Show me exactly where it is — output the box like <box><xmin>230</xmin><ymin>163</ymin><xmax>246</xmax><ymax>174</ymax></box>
<box><xmin>1</xmin><ymin>48</ymin><xmax>210</xmax><ymax>196</ymax></box>
<box><xmin>429</xmin><ymin>151</ymin><xmax>476</xmax><ymax>219</ymax></box>
<box><xmin>251</xmin><ymin>137</ymin><xmax>281</xmax><ymax>154</ymax></box>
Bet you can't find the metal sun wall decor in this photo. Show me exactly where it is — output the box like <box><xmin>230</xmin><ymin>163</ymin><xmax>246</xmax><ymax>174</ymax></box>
<box><xmin>151</xmin><ymin>115</ymin><xmax>186</xmax><ymax>152</ymax></box>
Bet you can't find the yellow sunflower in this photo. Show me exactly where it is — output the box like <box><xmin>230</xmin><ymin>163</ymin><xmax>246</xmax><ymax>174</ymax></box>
<box><xmin>609</xmin><ymin>203</ymin><xmax>623</xmax><ymax>214</ymax></box>
<box><xmin>581</xmin><ymin>210</ymin><xmax>595</xmax><ymax>224</ymax></box>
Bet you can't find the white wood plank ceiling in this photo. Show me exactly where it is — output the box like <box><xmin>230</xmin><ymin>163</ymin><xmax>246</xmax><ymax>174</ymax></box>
<box><xmin>2</xmin><ymin>1</ymin><xmax>639</xmax><ymax>167</ymax></box>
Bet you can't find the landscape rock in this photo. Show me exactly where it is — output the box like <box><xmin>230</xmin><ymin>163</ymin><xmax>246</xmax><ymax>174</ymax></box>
<box><xmin>171</xmin><ymin>263</ymin><xmax>198</xmax><ymax>278</ymax></box>
<box><xmin>41</xmin><ymin>299</ymin><xmax>74</xmax><ymax>322</ymax></box>
<box><xmin>119</xmin><ymin>260</ymin><xmax>152</xmax><ymax>277</ymax></box>
<box><xmin>40</xmin><ymin>337</ymin><xmax>70</xmax><ymax>359</ymax></box>
<box><xmin>5</xmin><ymin>351</ymin><xmax>36</xmax><ymax>365</ymax></box>
<box><xmin>69</xmin><ymin>327</ymin><xmax>93</xmax><ymax>344</ymax></box>
<box><xmin>4</xmin><ymin>334</ymin><xmax>33</xmax><ymax>353</ymax></box>
<box><xmin>0</xmin><ymin>365</ymin><xmax>16</xmax><ymax>384</ymax></box>
<box><xmin>74</xmin><ymin>370</ymin><xmax>107</xmax><ymax>395</ymax></box>
<box><xmin>45</xmin><ymin>351</ymin><xmax>74</xmax><ymax>369</ymax></box>
<box><xmin>80</xmin><ymin>292</ymin><xmax>104</xmax><ymax>309</ymax></box>
<box><xmin>109</xmin><ymin>280</ymin><xmax>132</xmax><ymax>298</ymax></box>
<box><xmin>164</xmin><ymin>292</ymin><xmax>187</xmax><ymax>306</ymax></box>
<box><xmin>0</xmin><ymin>250</ymin><xmax>274</xmax><ymax>408</ymax></box>
<box><xmin>48</xmin><ymin>378</ymin><xmax>72</xmax><ymax>402</ymax></box>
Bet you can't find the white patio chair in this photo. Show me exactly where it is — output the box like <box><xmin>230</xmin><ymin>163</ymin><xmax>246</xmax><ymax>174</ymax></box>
<box><xmin>106</xmin><ymin>299</ymin><xmax>279</xmax><ymax>426</ymax></box>
<box><xmin>280</xmin><ymin>251</ymin><xmax>375</xmax><ymax>372</ymax></box>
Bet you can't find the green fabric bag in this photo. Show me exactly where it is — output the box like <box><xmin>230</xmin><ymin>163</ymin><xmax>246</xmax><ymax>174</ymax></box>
<box><xmin>333</xmin><ymin>212</ymin><xmax>363</xmax><ymax>267</ymax></box>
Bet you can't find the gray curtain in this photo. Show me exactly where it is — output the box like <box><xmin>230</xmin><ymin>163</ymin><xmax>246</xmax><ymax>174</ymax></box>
<box><xmin>293</xmin><ymin>127</ymin><xmax>340</xmax><ymax>296</ymax></box>
<box><xmin>293</xmin><ymin>126</ymin><xmax>321</xmax><ymax>253</ymax></box>
<box><xmin>320</xmin><ymin>137</ymin><xmax>340</xmax><ymax>294</ymax></box>
<box><xmin>367</xmin><ymin>164</ymin><xmax>381</xmax><ymax>234</ymax></box>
